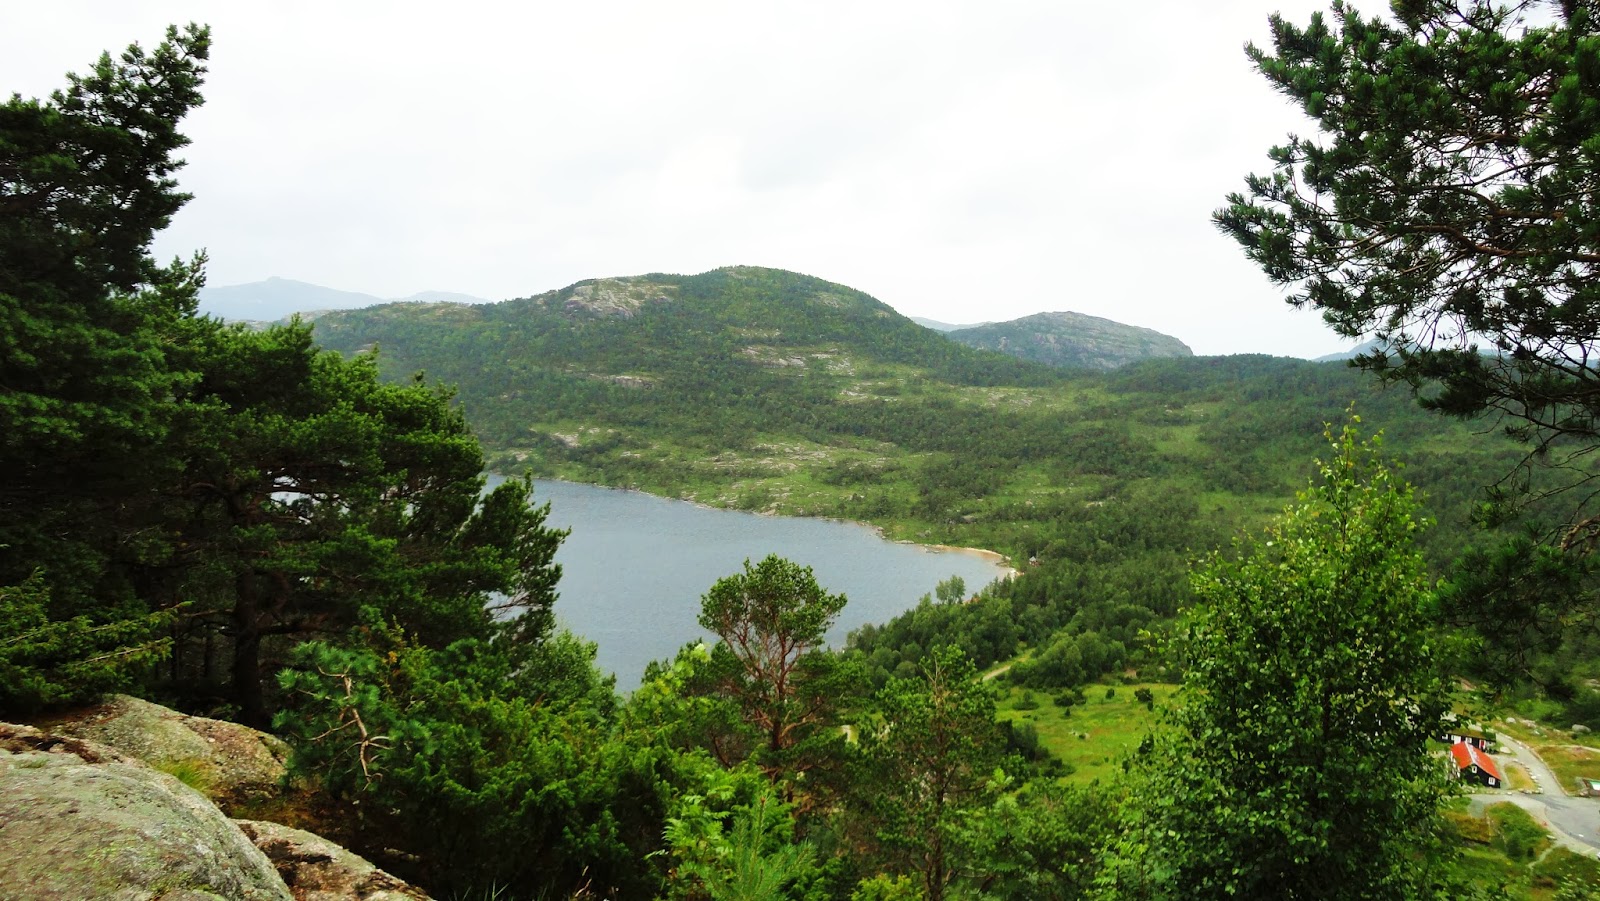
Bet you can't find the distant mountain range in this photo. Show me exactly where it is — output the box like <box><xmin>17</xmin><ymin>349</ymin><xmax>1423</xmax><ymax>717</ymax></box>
<box><xmin>910</xmin><ymin>316</ymin><xmax>988</xmax><ymax>332</ymax></box>
<box><xmin>208</xmin><ymin>274</ymin><xmax>1199</xmax><ymax>371</ymax></box>
<box><xmin>197</xmin><ymin>277</ymin><xmax>491</xmax><ymax>322</ymax></box>
<box><xmin>944</xmin><ymin>311</ymin><xmax>1193</xmax><ymax>371</ymax></box>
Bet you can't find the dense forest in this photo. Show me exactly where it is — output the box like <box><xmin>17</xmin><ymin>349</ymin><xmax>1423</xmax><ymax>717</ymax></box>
<box><xmin>12</xmin><ymin>2</ymin><xmax>1600</xmax><ymax>899</ymax></box>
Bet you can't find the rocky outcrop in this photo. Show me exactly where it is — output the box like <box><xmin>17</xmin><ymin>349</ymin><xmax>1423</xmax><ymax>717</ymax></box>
<box><xmin>236</xmin><ymin>821</ymin><xmax>428</xmax><ymax>901</ymax></box>
<box><xmin>0</xmin><ymin>722</ymin><xmax>293</xmax><ymax>901</ymax></box>
<box><xmin>1</xmin><ymin>707</ymin><xmax>435</xmax><ymax>901</ymax></box>
<box><xmin>548</xmin><ymin>278</ymin><xmax>675</xmax><ymax>319</ymax></box>
<box><xmin>50</xmin><ymin>694</ymin><xmax>291</xmax><ymax>803</ymax></box>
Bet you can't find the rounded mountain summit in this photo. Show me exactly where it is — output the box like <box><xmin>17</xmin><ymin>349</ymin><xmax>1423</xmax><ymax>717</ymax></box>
<box><xmin>944</xmin><ymin>311</ymin><xmax>1193</xmax><ymax>371</ymax></box>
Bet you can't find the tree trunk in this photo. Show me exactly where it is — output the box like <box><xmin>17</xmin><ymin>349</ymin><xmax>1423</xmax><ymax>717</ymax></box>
<box><xmin>232</xmin><ymin>573</ymin><xmax>268</xmax><ymax>729</ymax></box>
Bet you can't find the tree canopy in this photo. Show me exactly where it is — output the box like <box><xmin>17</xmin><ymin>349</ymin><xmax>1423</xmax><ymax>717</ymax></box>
<box><xmin>0</xmin><ymin>25</ymin><xmax>568</xmax><ymax>725</ymax></box>
<box><xmin>0</xmin><ymin>23</ymin><xmax>210</xmax><ymax>616</ymax></box>
<box><xmin>696</xmin><ymin>554</ymin><xmax>855</xmax><ymax>784</ymax></box>
<box><xmin>1217</xmin><ymin>0</ymin><xmax>1600</xmax><ymax>685</ymax></box>
<box><xmin>1114</xmin><ymin>425</ymin><xmax>1453</xmax><ymax>898</ymax></box>
<box><xmin>1217</xmin><ymin>0</ymin><xmax>1600</xmax><ymax>495</ymax></box>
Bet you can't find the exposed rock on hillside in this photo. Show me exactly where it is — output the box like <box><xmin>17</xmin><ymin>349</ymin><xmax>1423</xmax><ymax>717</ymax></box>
<box><xmin>0</xmin><ymin>722</ymin><xmax>293</xmax><ymax>901</ymax></box>
<box><xmin>945</xmin><ymin>311</ymin><xmax>1193</xmax><ymax>370</ymax></box>
<box><xmin>540</xmin><ymin>277</ymin><xmax>677</xmax><ymax>319</ymax></box>
<box><xmin>51</xmin><ymin>694</ymin><xmax>290</xmax><ymax>804</ymax></box>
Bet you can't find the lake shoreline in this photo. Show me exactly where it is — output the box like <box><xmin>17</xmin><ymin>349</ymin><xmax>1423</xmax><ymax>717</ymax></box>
<box><xmin>919</xmin><ymin>543</ymin><xmax>1020</xmax><ymax>579</ymax></box>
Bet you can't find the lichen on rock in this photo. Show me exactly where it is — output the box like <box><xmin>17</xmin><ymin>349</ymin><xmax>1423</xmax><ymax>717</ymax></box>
<box><xmin>49</xmin><ymin>694</ymin><xmax>291</xmax><ymax>804</ymax></box>
<box><xmin>0</xmin><ymin>722</ymin><xmax>293</xmax><ymax>901</ymax></box>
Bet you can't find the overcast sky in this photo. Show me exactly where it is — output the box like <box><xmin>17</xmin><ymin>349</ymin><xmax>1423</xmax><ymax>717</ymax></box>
<box><xmin>5</xmin><ymin>1</ymin><xmax>1370</xmax><ymax>357</ymax></box>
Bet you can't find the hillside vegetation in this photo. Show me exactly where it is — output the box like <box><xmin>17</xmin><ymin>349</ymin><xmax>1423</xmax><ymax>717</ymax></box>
<box><xmin>946</xmin><ymin>310</ymin><xmax>1193</xmax><ymax>370</ymax></box>
<box><xmin>312</xmin><ymin>266</ymin><xmax>1555</xmax><ymax>700</ymax></box>
<box><xmin>312</xmin><ymin>267</ymin><xmax>1520</xmax><ymax>556</ymax></box>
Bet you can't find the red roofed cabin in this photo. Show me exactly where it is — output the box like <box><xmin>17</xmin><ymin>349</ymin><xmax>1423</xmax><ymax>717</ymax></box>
<box><xmin>1450</xmin><ymin>741</ymin><xmax>1503</xmax><ymax>789</ymax></box>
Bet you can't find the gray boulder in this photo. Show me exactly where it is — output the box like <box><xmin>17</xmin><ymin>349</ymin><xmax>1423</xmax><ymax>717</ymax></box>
<box><xmin>0</xmin><ymin>722</ymin><xmax>293</xmax><ymax>901</ymax></box>
<box><xmin>236</xmin><ymin>820</ymin><xmax>431</xmax><ymax>901</ymax></box>
<box><xmin>50</xmin><ymin>694</ymin><xmax>290</xmax><ymax>803</ymax></box>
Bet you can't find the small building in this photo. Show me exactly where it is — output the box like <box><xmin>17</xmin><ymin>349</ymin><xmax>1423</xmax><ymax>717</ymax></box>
<box><xmin>1450</xmin><ymin>740</ymin><xmax>1503</xmax><ymax>789</ymax></box>
<box><xmin>1441</xmin><ymin>716</ymin><xmax>1494</xmax><ymax>750</ymax></box>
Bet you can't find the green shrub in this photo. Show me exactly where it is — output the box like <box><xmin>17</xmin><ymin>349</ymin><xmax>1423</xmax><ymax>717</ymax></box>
<box><xmin>1487</xmin><ymin>802</ymin><xmax>1550</xmax><ymax>863</ymax></box>
<box><xmin>0</xmin><ymin>573</ymin><xmax>174</xmax><ymax>717</ymax></box>
<box><xmin>276</xmin><ymin>630</ymin><xmax>669</xmax><ymax>899</ymax></box>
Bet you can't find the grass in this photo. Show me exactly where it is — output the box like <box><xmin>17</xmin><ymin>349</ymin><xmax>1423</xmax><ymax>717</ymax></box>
<box><xmin>1504</xmin><ymin>760</ymin><xmax>1539</xmax><ymax>792</ymax></box>
<box><xmin>1442</xmin><ymin>803</ymin><xmax>1600</xmax><ymax>899</ymax></box>
<box><xmin>1486</xmin><ymin>802</ymin><xmax>1553</xmax><ymax>862</ymax></box>
<box><xmin>1451</xmin><ymin>847</ymin><xmax>1537</xmax><ymax>899</ymax></box>
<box><xmin>152</xmin><ymin>758</ymin><xmax>215</xmax><ymax>794</ymax></box>
<box><xmin>1531</xmin><ymin>745</ymin><xmax>1600</xmax><ymax>795</ymax></box>
<box><xmin>995</xmin><ymin>681</ymin><xmax>1177</xmax><ymax>786</ymax></box>
<box><xmin>1531</xmin><ymin>848</ymin><xmax>1600</xmax><ymax>899</ymax></box>
<box><xmin>1497</xmin><ymin>715</ymin><xmax>1564</xmax><ymax>746</ymax></box>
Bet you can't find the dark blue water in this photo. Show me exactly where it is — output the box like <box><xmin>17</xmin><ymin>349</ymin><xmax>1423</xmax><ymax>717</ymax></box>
<box><xmin>493</xmin><ymin>478</ymin><xmax>1010</xmax><ymax>689</ymax></box>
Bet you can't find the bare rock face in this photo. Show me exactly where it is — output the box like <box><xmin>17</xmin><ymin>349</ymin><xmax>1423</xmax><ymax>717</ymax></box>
<box><xmin>545</xmin><ymin>278</ymin><xmax>675</xmax><ymax>319</ymax></box>
<box><xmin>50</xmin><ymin>694</ymin><xmax>291</xmax><ymax>803</ymax></box>
<box><xmin>236</xmin><ymin>821</ymin><xmax>431</xmax><ymax>901</ymax></box>
<box><xmin>0</xmin><ymin>722</ymin><xmax>293</xmax><ymax>901</ymax></box>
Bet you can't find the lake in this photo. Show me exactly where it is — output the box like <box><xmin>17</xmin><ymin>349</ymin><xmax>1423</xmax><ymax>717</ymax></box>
<box><xmin>490</xmin><ymin>478</ymin><xmax>1011</xmax><ymax>689</ymax></box>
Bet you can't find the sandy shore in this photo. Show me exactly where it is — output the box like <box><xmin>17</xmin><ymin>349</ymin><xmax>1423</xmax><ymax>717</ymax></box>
<box><xmin>922</xmin><ymin>543</ymin><xmax>1020</xmax><ymax>578</ymax></box>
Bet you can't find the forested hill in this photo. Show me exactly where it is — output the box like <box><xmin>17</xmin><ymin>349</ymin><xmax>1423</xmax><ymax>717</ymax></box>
<box><xmin>946</xmin><ymin>310</ymin><xmax>1194</xmax><ymax>370</ymax></box>
<box><xmin>312</xmin><ymin>265</ymin><xmax>1523</xmax><ymax>568</ymax></box>
<box><xmin>314</xmin><ymin>265</ymin><xmax>1062</xmax><ymax>387</ymax></box>
<box><xmin>312</xmin><ymin>266</ymin><xmax>1069</xmax><ymax>473</ymax></box>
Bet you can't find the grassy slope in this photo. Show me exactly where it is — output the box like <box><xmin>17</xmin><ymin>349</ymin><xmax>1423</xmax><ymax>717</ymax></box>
<box><xmin>995</xmin><ymin>681</ymin><xmax>1175</xmax><ymax>786</ymax></box>
<box><xmin>1494</xmin><ymin>715</ymin><xmax>1600</xmax><ymax>795</ymax></box>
